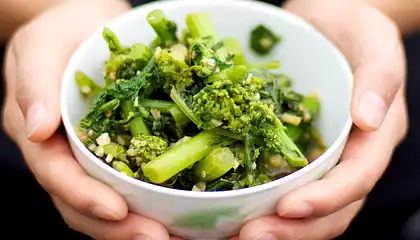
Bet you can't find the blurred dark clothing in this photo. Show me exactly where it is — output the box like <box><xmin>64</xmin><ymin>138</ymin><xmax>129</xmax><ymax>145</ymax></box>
<box><xmin>1</xmin><ymin>0</ymin><xmax>420</xmax><ymax>239</ymax></box>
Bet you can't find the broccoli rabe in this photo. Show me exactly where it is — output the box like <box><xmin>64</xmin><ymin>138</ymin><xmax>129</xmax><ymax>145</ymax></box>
<box><xmin>127</xmin><ymin>135</ymin><xmax>168</xmax><ymax>163</ymax></box>
<box><xmin>75</xmin><ymin>10</ymin><xmax>326</xmax><ymax>192</ymax></box>
<box><xmin>156</xmin><ymin>48</ymin><xmax>194</xmax><ymax>91</ymax></box>
<box><xmin>75</xmin><ymin>70</ymin><xmax>103</xmax><ymax>101</ymax></box>
<box><xmin>147</xmin><ymin>10</ymin><xmax>178</xmax><ymax>48</ymax></box>
<box><xmin>250</xmin><ymin>25</ymin><xmax>281</xmax><ymax>55</ymax></box>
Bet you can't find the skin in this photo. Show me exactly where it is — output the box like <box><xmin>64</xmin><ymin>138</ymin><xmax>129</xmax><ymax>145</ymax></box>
<box><xmin>2</xmin><ymin>0</ymin><xmax>175</xmax><ymax>239</ymax></box>
<box><xmin>0</xmin><ymin>0</ymin><xmax>414</xmax><ymax>239</ymax></box>
<box><xmin>232</xmin><ymin>0</ymin><xmax>409</xmax><ymax>239</ymax></box>
<box><xmin>0</xmin><ymin>0</ymin><xmax>66</xmax><ymax>41</ymax></box>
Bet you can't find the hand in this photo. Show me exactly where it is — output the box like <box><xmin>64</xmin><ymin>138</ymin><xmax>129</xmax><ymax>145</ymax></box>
<box><xmin>2</xmin><ymin>1</ymin><xmax>172</xmax><ymax>239</ymax></box>
<box><xmin>233</xmin><ymin>0</ymin><xmax>408</xmax><ymax>239</ymax></box>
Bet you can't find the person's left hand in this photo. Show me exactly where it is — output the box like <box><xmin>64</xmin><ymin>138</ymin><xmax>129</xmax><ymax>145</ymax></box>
<box><xmin>232</xmin><ymin>0</ymin><xmax>408</xmax><ymax>239</ymax></box>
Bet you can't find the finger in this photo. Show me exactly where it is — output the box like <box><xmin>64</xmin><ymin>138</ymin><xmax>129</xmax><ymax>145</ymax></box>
<box><xmin>276</xmin><ymin>90</ymin><xmax>407</xmax><ymax>219</ymax></box>
<box><xmin>238</xmin><ymin>200</ymin><xmax>364</xmax><ymax>240</ymax></box>
<box><xmin>20</xmin><ymin>131</ymin><xmax>128</xmax><ymax>221</ymax></box>
<box><xmin>283</xmin><ymin>1</ymin><xmax>405</xmax><ymax>131</ymax></box>
<box><xmin>346</xmin><ymin>7</ymin><xmax>405</xmax><ymax>131</ymax></box>
<box><xmin>10</xmin><ymin>0</ymin><xmax>129</xmax><ymax>142</ymax></box>
<box><xmin>53</xmin><ymin>197</ymin><xmax>171</xmax><ymax>240</ymax></box>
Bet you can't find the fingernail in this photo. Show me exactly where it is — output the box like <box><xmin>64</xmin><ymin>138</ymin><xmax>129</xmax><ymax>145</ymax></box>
<box><xmin>25</xmin><ymin>101</ymin><xmax>46</xmax><ymax>138</ymax></box>
<box><xmin>279</xmin><ymin>202</ymin><xmax>313</xmax><ymax>218</ymax></box>
<box><xmin>254</xmin><ymin>233</ymin><xmax>278</xmax><ymax>240</ymax></box>
<box><xmin>358</xmin><ymin>91</ymin><xmax>386</xmax><ymax>129</ymax></box>
<box><xmin>133</xmin><ymin>235</ymin><xmax>151</xmax><ymax>240</ymax></box>
<box><xmin>90</xmin><ymin>205</ymin><xmax>120</xmax><ymax>220</ymax></box>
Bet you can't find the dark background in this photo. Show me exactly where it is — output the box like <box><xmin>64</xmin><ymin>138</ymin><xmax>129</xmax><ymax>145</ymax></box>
<box><xmin>2</xmin><ymin>0</ymin><xmax>420</xmax><ymax>239</ymax></box>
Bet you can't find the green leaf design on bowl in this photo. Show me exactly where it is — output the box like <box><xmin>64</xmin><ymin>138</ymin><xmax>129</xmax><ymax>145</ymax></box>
<box><xmin>172</xmin><ymin>206</ymin><xmax>246</xmax><ymax>229</ymax></box>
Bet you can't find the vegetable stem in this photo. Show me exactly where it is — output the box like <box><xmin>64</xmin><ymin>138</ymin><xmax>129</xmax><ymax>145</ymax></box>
<box><xmin>142</xmin><ymin>131</ymin><xmax>234</xmax><ymax>183</ymax></box>
<box><xmin>273</xmin><ymin>116</ymin><xmax>308</xmax><ymax>167</ymax></box>
<box><xmin>223</xmin><ymin>37</ymin><xmax>280</xmax><ymax>69</ymax></box>
<box><xmin>122</xmin><ymin>100</ymin><xmax>150</xmax><ymax>136</ymax></box>
<box><xmin>186</xmin><ymin>12</ymin><xmax>219</xmax><ymax>44</ymax></box>
<box><xmin>140</xmin><ymin>99</ymin><xmax>175</xmax><ymax>112</ymax></box>
<box><xmin>102</xmin><ymin>27</ymin><xmax>127</xmax><ymax>53</ymax></box>
<box><xmin>193</xmin><ymin>147</ymin><xmax>236</xmax><ymax>182</ymax></box>
<box><xmin>206</xmin><ymin>65</ymin><xmax>248</xmax><ymax>84</ymax></box>
<box><xmin>112</xmin><ymin>161</ymin><xmax>134</xmax><ymax>177</ymax></box>
<box><xmin>223</xmin><ymin>37</ymin><xmax>247</xmax><ymax>65</ymax></box>
<box><xmin>75</xmin><ymin>71</ymin><xmax>103</xmax><ymax>99</ymax></box>
<box><xmin>170</xmin><ymin>88</ymin><xmax>201</xmax><ymax>126</ymax></box>
<box><xmin>169</xmin><ymin>105</ymin><xmax>191</xmax><ymax>127</ymax></box>
<box><xmin>147</xmin><ymin>9</ymin><xmax>178</xmax><ymax>47</ymax></box>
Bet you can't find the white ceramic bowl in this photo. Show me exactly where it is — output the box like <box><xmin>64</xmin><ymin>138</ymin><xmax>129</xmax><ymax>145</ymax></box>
<box><xmin>61</xmin><ymin>0</ymin><xmax>353</xmax><ymax>239</ymax></box>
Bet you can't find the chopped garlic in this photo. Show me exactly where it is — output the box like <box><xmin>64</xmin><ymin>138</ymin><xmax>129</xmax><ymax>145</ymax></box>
<box><xmin>233</xmin><ymin>159</ymin><xmax>240</xmax><ymax>170</ymax></box>
<box><xmin>116</xmin><ymin>135</ymin><xmax>126</xmax><ymax>146</ymax></box>
<box><xmin>150</xmin><ymin>109</ymin><xmax>161</xmax><ymax>119</ymax></box>
<box><xmin>251</xmin><ymin>162</ymin><xmax>257</xmax><ymax>170</ymax></box>
<box><xmin>280</xmin><ymin>113</ymin><xmax>302</xmax><ymax>126</ymax></box>
<box><xmin>269</xmin><ymin>155</ymin><xmax>284</xmax><ymax>168</ymax></box>
<box><xmin>192</xmin><ymin>182</ymin><xmax>206</xmax><ymax>192</ymax></box>
<box><xmin>87</xmin><ymin>143</ymin><xmax>97</xmax><ymax>152</ymax></box>
<box><xmin>105</xmin><ymin>154</ymin><xmax>114</xmax><ymax>163</ymax></box>
<box><xmin>96</xmin><ymin>133</ymin><xmax>111</xmax><ymax>146</ymax></box>
<box><xmin>191</xmin><ymin>51</ymin><xmax>197</xmax><ymax>60</ymax></box>
<box><xmin>201</xmin><ymin>170</ymin><xmax>207</xmax><ymax>179</ymax></box>
<box><xmin>94</xmin><ymin>146</ymin><xmax>105</xmax><ymax>157</ymax></box>
<box><xmin>245</xmin><ymin>73</ymin><xmax>253</xmax><ymax>84</ymax></box>
<box><xmin>109</xmin><ymin>72</ymin><xmax>116</xmax><ymax>80</ymax></box>
<box><xmin>211</xmin><ymin>119</ymin><xmax>223</xmax><ymax>127</ymax></box>
<box><xmin>154</xmin><ymin>47</ymin><xmax>162</xmax><ymax>60</ymax></box>
<box><xmin>80</xmin><ymin>86</ymin><xmax>91</xmax><ymax>94</ymax></box>
<box><xmin>171</xmin><ymin>50</ymin><xmax>186</xmax><ymax>62</ymax></box>
<box><xmin>170</xmin><ymin>44</ymin><xmax>188</xmax><ymax>59</ymax></box>
<box><xmin>201</xmin><ymin>58</ymin><xmax>216</xmax><ymax>68</ymax></box>
<box><xmin>104</xmin><ymin>110</ymin><xmax>112</xmax><ymax>118</ymax></box>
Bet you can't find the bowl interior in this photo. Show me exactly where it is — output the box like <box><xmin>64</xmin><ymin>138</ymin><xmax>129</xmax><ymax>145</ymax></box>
<box><xmin>61</xmin><ymin>0</ymin><xmax>352</xmax><ymax>196</ymax></box>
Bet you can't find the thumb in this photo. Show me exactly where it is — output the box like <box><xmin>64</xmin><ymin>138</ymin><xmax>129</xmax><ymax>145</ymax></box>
<box><xmin>283</xmin><ymin>1</ymin><xmax>405</xmax><ymax>131</ymax></box>
<box><xmin>346</xmin><ymin>9</ymin><xmax>405</xmax><ymax>131</ymax></box>
<box><xmin>13</xmin><ymin>26</ymin><xmax>68</xmax><ymax>142</ymax></box>
<box><xmin>11</xmin><ymin>0</ymin><xmax>130</xmax><ymax>142</ymax></box>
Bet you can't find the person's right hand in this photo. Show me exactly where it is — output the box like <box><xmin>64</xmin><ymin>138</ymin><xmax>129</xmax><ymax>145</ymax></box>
<box><xmin>2</xmin><ymin>1</ymin><xmax>173</xmax><ymax>239</ymax></box>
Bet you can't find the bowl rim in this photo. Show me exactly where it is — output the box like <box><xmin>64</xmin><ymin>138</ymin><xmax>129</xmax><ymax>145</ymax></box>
<box><xmin>61</xmin><ymin>0</ymin><xmax>353</xmax><ymax>199</ymax></box>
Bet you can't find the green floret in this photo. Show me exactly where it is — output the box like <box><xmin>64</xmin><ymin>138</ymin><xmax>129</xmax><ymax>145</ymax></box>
<box><xmin>191</xmin><ymin>79</ymin><xmax>256</xmax><ymax>132</ymax></box>
<box><xmin>102</xmin><ymin>27</ymin><xmax>128</xmax><ymax>54</ymax></box>
<box><xmin>191</xmin><ymin>75</ymin><xmax>307</xmax><ymax>168</ymax></box>
<box><xmin>127</xmin><ymin>134</ymin><xmax>168</xmax><ymax>162</ymax></box>
<box><xmin>102</xmin><ymin>28</ymin><xmax>153</xmax><ymax>84</ymax></box>
<box><xmin>156</xmin><ymin>48</ymin><xmax>194</xmax><ymax>92</ymax></box>
<box><xmin>188</xmin><ymin>38</ymin><xmax>232</xmax><ymax>74</ymax></box>
<box><xmin>76</xmin><ymin>9</ymin><xmax>325</xmax><ymax>192</ymax></box>
<box><xmin>147</xmin><ymin>9</ymin><xmax>178</xmax><ymax>48</ymax></box>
